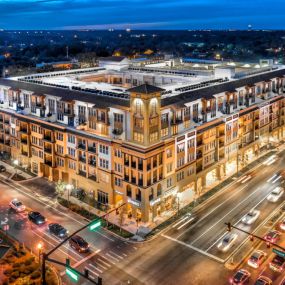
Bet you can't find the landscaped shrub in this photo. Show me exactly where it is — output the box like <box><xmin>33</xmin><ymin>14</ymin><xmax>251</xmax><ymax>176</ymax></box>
<box><xmin>30</xmin><ymin>270</ymin><xmax>41</xmax><ymax>279</ymax></box>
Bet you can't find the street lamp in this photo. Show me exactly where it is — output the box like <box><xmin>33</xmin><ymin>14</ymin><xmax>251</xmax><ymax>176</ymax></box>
<box><xmin>13</xmin><ymin>159</ymin><xmax>19</xmax><ymax>179</ymax></box>
<box><xmin>37</xmin><ymin>242</ymin><xmax>43</xmax><ymax>263</ymax></box>
<box><xmin>66</xmin><ymin>184</ymin><xmax>73</xmax><ymax>208</ymax></box>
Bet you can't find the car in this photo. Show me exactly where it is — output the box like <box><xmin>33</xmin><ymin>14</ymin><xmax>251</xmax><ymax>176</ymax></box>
<box><xmin>230</xmin><ymin>269</ymin><xmax>250</xmax><ymax>284</ymax></box>
<box><xmin>269</xmin><ymin>254</ymin><xmax>285</xmax><ymax>272</ymax></box>
<box><xmin>242</xmin><ymin>210</ymin><xmax>260</xmax><ymax>225</ymax></box>
<box><xmin>69</xmin><ymin>235</ymin><xmax>89</xmax><ymax>252</ymax></box>
<box><xmin>217</xmin><ymin>233</ymin><xmax>238</xmax><ymax>252</ymax></box>
<box><xmin>48</xmin><ymin>223</ymin><xmax>68</xmax><ymax>238</ymax></box>
<box><xmin>267</xmin><ymin>187</ymin><xmax>284</xmax><ymax>202</ymax></box>
<box><xmin>264</xmin><ymin>230</ymin><xmax>281</xmax><ymax>243</ymax></box>
<box><xmin>28</xmin><ymin>211</ymin><xmax>46</xmax><ymax>225</ymax></box>
<box><xmin>247</xmin><ymin>250</ymin><xmax>267</xmax><ymax>268</ymax></box>
<box><xmin>0</xmin><ymin>165</ymin><xmax>6</xmax><ymax>172</ymax></box>
<box><xmin>9</xmin><ymin>199</ymin><xmax>25</xmax><ymax>212</ymax></box>
<box><xmin>254</xmin><ymin>276</ymin><xmax>272</xmax><ymax>285</ymax></box>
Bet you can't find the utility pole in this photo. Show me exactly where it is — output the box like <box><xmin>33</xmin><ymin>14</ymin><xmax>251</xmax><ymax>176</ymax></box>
<box><xmin>41</xmin><ymin>203</ymin><xmax>126</xmax><ymax>284</ymax></box>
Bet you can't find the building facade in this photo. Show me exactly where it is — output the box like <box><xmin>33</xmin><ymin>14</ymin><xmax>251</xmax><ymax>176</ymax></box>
<box><xmin>0</xmin><ymin>68</ymin><xmax>284</xmax><ymax>223</ymax></box>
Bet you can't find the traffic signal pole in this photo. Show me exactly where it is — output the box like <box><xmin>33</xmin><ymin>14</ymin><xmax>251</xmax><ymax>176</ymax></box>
<box><xmin>41</xmin><ymin>203</ymin><xmax>126</xmax><ymax>285</ymax></box>
<box><xmin>225</xmin><ymin>222</ymin><xmax>285</xmax><ymax>252</ymax></box>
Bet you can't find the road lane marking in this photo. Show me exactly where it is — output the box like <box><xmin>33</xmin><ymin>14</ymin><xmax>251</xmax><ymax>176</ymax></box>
<box><xmin>161</xmin><ymin>233</ymin><xmax>224</xmax><ymax>263</ymax></box>
<box><xmin>72</xmin><ymin>249</ymin><xmax>101</xmax><ymax>269</ymax></box>
<box><xmin>176</xmin><ymin>217</ymin><xmax>195</xmax><ymax>230</ymax></box>
<box><xmin>96</xmin><ymin>230</ymin><xmax>115</xmax><ymax>242</ymax></box>
<box><xmin>172</xmin><ymin>216</ymin><xmax>190</xmax><ymax>228</ymax></box>
<box><xmin>108</xmin><ymin>250</ymin><xmax>124</xmax><ymax>260</ymax></box>
<box><xmin>97</xmin><ymin>258</ymin><xmax>111</xmax><ymax>267</ymax></box>
<box><xmin>189</xmin><ymin>183</ymin><xmax>274</xmax><ymax>245</ymax></box>
<box><xmin>204</xmin><ymin>188</ymin><xmax>277</xmax><ymax>252</ymax></box>
<box><xmin>122</xmin><ymin>253</ymin><xmax>127</xmax><ymax>257</ymax></box>
<box><xmin>175</xmin><ymin>184</ymin><xmax>249</xmax><ymax>239</ymax></box>
<box><xmin>106</xmin><ymin>253</ymin><xmax>120</xmax><ymax>262</ymax></box>
<box><xmin>94</xmin><ymin>262</ymin><xmax>108</xmax><ymax>270</ymax></box>
<box><xmin>88</xmin><ymin>263</ymin><xmax>103</xmax><ymax>273</ymax></box>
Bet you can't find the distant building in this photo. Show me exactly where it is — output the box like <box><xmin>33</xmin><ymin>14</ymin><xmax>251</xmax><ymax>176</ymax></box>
<box><xmin>98</xmin><ymin>56</ymin><xmax>130</xmax><ymax>71</ymax></box>
<box><xmin>36</xmin><ymin>60</ymin><xmax>79</xmax><ymax>70</ymax></box>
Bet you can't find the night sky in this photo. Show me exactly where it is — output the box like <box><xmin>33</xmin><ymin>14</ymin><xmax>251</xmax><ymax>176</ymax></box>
<box><xmin>0</xmin><ymin>0</ymin><xmax>284</xmax><ymax>30</ymax></box>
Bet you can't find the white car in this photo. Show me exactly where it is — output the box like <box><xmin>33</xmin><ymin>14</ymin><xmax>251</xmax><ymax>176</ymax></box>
<box><xmin>242</xmin><ymin>210</ymin><xmax>260</xmax><ymax>225</ymax></box>
<box><xmin>279</xmin><ymin>220</ymin><xmax>285</xmax><ymax>231</ymax></box>
<box><xmin>217</xmin><ymin>233</ymin><xmax>238</xmax><ymax>252</ymax></box>
<box><xmin>267</xmin><ymin>187</ymin><xmax>284</xmax><ymax>202</ymax></box>
<box><xmin>9</xmin><ymin>199</ymin><xmax>26</xmax><ymax>212</ymax></box>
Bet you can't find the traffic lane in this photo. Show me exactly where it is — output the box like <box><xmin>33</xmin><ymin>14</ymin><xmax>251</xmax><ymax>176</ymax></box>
<box><xmin>196</xmin><ymin>184</ymin><xmax>284</xmax><ymax>253</ymax></box>
<box><xmin>177</xmin><ymin>169</ymin><xmax>280</xmax><ymax>247</ymax></box>
<box><xmin>166</xmin><ymin>159</ymin><xmax>282</xmax><ymax>241</ymax></box>
<box><xmin>0</xmin><ymin>180</ymin><xmax>123</xmax><ymax>250</ymax></box>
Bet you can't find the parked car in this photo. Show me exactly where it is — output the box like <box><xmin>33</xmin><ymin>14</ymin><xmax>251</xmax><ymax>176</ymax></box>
<box><xmin>230</xmin><ymin>269</ymin><xmax>250</xmax><ymax>284</ymax></box>
<box><xmin>269</xmin><ymin>254</ymin><xmax>285</xmax><ymax>272</ymax></box>
<box><xmin>69</xmin><ymin>235</ymin><xmax>89</xmax><ymax>252</ymax></box>
<box><xmin>254</xmin><ymin>276</ymin><xmax>272</xmax><ymax>285</ymax></box>
<box><xmin>267</xmin><ymin>187</ymin><xmax>284</xmax><ymax>202</ymax></box>
<box><xmin>48</xmin><ymin>223</ymin><xmax>68</xmax><ymax>238</ymax></box>
<box><xmin>217</xmin><ymin>233</ymin><xmax>238</xmax><ymax>252</ymax></box>
<box><xmin>264</xmin><ymin>230</ymin><xmax>281</xmax><ymax>243</ymax></box>
<box><xmin>247</xmin><ymin>250</ymin><xmax>267</xmax><ymax>268</ymax></box>
<box><xmin>9</xmin><ymin>199</ymin><xmax>25</xmax><ymax>212</ymax></box>
<box><xmin>242</xmin><ymin>210</ymin><xmax>260</xmax><ymax>225</ymax></box>
<box><xmin>28</xmin><ymin>211</ymin><xmax>46</xmax><ymax>225</ymax></box>
<box><xmin>0</xmin><ymin>165</ymin><xmax>6</xmax><ymax>172</ymax></box>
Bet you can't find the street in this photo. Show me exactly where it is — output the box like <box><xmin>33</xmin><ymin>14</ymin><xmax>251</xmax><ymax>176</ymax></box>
<box><xmin>1</xmin><ymin>150</ymin><xmax>285</xmax><ymax>284</ymax></box>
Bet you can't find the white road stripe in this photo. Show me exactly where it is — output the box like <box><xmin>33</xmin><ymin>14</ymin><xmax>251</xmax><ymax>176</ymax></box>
<box><xmin>85</xmin><ymin>266</ymin><xmax>99</xmax><ymax>277</ymax></box>
<box><xmin>122</xmin><ymin>253</ymin><xmax>127</xmax><ymax>257</ymax></box>
<box><xmin>109</xmin><ymin>250</ymin><xmax>124</xmax><ymax>260</ymax></box>
<box><xmin>177</xmin><ymin>218</ymin><xmax>195</xmax><ymax>230</ymax></box>
<box><xmin>88</xmin><ymin>263</ymin><xmax>103</xmax><ymax>273</ymax></box>
<box><xmin>106</xmin><ymin>253</ymin><xmax>120</xmax><ymax>262</ymax></box>
<box><xmin>189</xmin><ymin>183</ymin><xmax>273</xmax><ymax>245</ymax></box>
<box><xmin>97</xmin><ymin>258</ymin><xmax>111</xmax><ymax>267</ymax></box>
<box><xmin>172</xmin><ymin>216</ymin><xmax>190</xmax><ymax>228</ymax></box>
<box><xmin>72</xmin><ymin>249</ymin><xmax>101</xmax><ymax>269</ymax></box>
<box><xmin>161</xmin><ymin>234</ymin><xmax>224</xmax><ymax>263</ymax></box>
<box><xmin>96</xmin><ymin>231</ymin><xmax>115</xmax><ymax>242</ymax></box>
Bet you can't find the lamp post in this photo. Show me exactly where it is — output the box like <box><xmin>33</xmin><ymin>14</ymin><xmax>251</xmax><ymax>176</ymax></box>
<box><xmin>37</xmin><ymin>242</ymin><xmax>43</xmax><ymax>262</ymax></box>
<box><xmin>66</xmin><ymin>184</ymin><xmax>73</xmax><ymax>208</ymax></box>
<box><xmin>13</xmin><ymin>159</ymin><xmax>19</xmax><ymax>179</ymax></box>
<box><xmin>176</xmin><ymin>193</ymin><xmax>181</xmax><ymax>216</ymax></box>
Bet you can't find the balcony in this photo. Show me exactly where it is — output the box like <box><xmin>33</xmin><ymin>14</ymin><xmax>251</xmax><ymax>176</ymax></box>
<box><xmin>138</xmin><ymin>179</ymin><xmax>143</xmax><ymax>187</ymax></box>
<box><xmin>79</xmin><ymin>156</ymin><xmax>86</xmax><ymax>163</ymax></box>
<box><xmin>21</xmin><ymin>138</ymin><xmax>28</xmax><ymax>145</ymax></box>
<box><xmin>131</xmin><ymin>177</ymin><xmax>136</xmax><ymax>184</ymax></box>
<box><xmin>44</xmin><ymin>148</ymin><xmax>52</xmax><ymax>154</ymax></box>
<box><xmin>4</xmin><ymin>119</ymin><xmax>9</xmax><ymax>124</ymax></box>
<box><xmin>153</xmin><ymin>161</ymin><xmax>157</xmax><ymax>168</ymax></box>
<box><xmin>43</xmin><ymin>135</ymin><xmax>52</xmax><ymax>142</ymax></box>
<box><xmin>124</xmin><ymin>175</ymin><xmax>130</xmax><ymax>181</ymax></box>
<box><xmin>78</xmin><ymin>170</ymin><xmax>87</xmax><ymax>177</ymax></box>
<box><xmin>147</xmin><ymin>164</ymin><xmax>151</xmax><ymax>171</ymax></box>
<box><xmin>4</xmin><ymin>129</ymin><xmax>9</xmax><ymax>134</ymax></box>
<box><xmin>88</xmin><ymin>175</ymin><xmax>97</xmax><ymax>182</ymax></box>
<box><xmin>124</xmin><ymin>160</ymin><xmax>129</xmax><ymax>166</ymax></box>
<box><xmin>22</xmin><ymin>151</ymin><xmax>28</xmax><ymax>157</ymax></box>
<box><xmin>78</xmin><ymin>143</ymin><xmax>86</xmax><ymax>150</ymax></box>
<box><xmin>88</xmin><ymin>159</ymin><xmax>96</xmax><ymax>167</ymax></box>
<box><xmin>19</xmin><ymin>128</ymin><xmax>28</xmax><ymax>134</ymax></box>
<box><xmin>138</xmin><ymin>164</ymin><xmax>143</xmax><ymax>171</ymax></box>
<box><xmin>112</xmin><ymin>128</ymin><xmax>123</xmax><ymax>136</ymax></box>
<box><xmin>0</xmin><ymin>138</ymin><xmax>4</xmax><ymax>144</ymax></box>
<box><xmin>171</xmin><ymin>118</ymin><xmax>183</xmax><ymax>125</ymax></box>
<box><xmin>4</xmin><ymin>140</ymin><xmax>9</xmax><ymax>146</ymax></box>
<box><xmin>45</xmin><ymin>160</ymin><xmax>53</xmax><ymax>167</ymax></box>
<box><xmin>88</xmin><ymin>146</ymin><xmax>96</xmax><ymax>153</ymax></box>
<box><xmin>131</xmin><ymin>161</ymin><xmax>136</xmax><ymax>168</ymax></box>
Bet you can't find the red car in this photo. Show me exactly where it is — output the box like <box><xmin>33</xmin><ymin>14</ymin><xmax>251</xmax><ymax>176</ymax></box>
<box><xmin>264</xmin><ymin>230</ymin><xmax>280</xmax><ymax>243</ymax></box>
<box><xmin>269</xmin><ymin>255</ymin><xmax>285</xmax><ymax>272</ymax></box>
<box><xmin>230</xmin><ymin>269</ymin><xmax>250</xmax><ymax>284</ymax></box>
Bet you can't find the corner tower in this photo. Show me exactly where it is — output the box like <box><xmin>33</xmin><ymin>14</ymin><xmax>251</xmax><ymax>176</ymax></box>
<box><xmin>128</xmin><ymin>84</ymin><xmax>164</xmax><ymax>146</ymax></box>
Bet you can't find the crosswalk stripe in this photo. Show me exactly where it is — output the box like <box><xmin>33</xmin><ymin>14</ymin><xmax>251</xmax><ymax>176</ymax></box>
<box><xmin>98</xmin><ymin>258</ymin><xmax>111</xmax><ymax>267</ymax></box>
<box><xmin>109</xmin><ymin>250</ymin><xmax>124</xmax><ymax>260</ymax></box>
<box><xmin>106</xmin><ymin>253</ymin><xmax>119</xmax><ymax>262</ymax></box>
<box><xmin>89</xmin><ymin>263</ymin><xmax>103</xmax><ymax>273</ymax></box>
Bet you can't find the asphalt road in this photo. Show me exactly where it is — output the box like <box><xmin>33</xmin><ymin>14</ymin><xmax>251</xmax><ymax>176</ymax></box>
<box><xmin>1</xmin><ymin>150</ymin><xmax>285</xmax><ymax>285</ymax></box>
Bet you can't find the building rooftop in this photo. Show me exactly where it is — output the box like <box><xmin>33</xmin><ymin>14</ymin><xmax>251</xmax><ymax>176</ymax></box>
<box><xmin>128</xmin><ymin>84</ymin><xmax>165</xmax><ymax>94</ymax></box>
<box><xmin>99</xmin><ymin>56</ymin><xmax>126</xmax><ymax>62</ymax></box>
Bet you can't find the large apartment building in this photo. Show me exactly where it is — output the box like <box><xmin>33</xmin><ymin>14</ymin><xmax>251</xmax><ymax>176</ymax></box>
<box><xmin>0</xmin><ymin>61</ymin><xmax>284</xmax><ymax>223</ymax></box>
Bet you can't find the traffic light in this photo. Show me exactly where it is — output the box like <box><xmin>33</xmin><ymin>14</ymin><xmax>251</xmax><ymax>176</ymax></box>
<box><xmin>89</xmin><ymin>219</ymin><xmax>101</xmax><ymax>231</ymax></box>
<box><xmin>249</xmin><ymin>235</ymin><xmax>254</xmax><ymax>242</ymax></box>
<box><xmin>266</xmin><ymin>241</ymin><xmax>271</xmax><ymax>248</ymax></box>
<box><xmin>226</xmin><ymin>222</ymin><xmax>232</xmax><ymax>232</ymax></box>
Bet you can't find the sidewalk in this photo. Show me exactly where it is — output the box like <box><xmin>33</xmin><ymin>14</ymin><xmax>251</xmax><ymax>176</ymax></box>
<box><xmin>0</xmin><ymin>159</ymin><xmax>34</xmax><ymax>180</ymax></box>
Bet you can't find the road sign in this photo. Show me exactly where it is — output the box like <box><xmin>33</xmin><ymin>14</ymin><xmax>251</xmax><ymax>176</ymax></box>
<box><xmin>272</xmin><ymin>248</ymin><xmax>285</xmax><ymax>258</ymax></box>
<box><xmin>66</xmin><ymin>267</ymin><xmax>79</xmax><ymax>282</ymax></box>
<box><xmin>89</xmin><ymin>220</ymin><xmax>101</xmax><ymax>231</ymax></box>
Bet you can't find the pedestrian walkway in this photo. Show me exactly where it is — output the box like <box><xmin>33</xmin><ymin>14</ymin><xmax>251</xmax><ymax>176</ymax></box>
<box><xmin>0</xmin><ymin>159</ymin><xmax>34</xmax><ymax>180</ymax></box>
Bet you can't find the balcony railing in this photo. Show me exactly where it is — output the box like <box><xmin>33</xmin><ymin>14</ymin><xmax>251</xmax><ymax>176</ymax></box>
<box><xmin>44</xmin><ymin>148</ymin><xmax>52</xmax><ymax>154</ymax></box>
<box><xmin>21</xmin><ymin>139</ymin><xmax>28</xmax><ymax>144</ymax></box>
<box><xmin>79</xmin><ymin>156</ymin><xmax>86</xmax><ymax>163</ymax></box>
<box><xmin>45</xmin><ymin>160</ymin><xmax>53</xmax><ymax>167</ymax></box>
<box><xmin>43</xmin><ymin>135</ymin><xmax>52</xmax><ymax>142</ymax></box>
<box><xmin>88</xmin><ymin>175</ymin><xmax>97</xmax><ymax>182</ymax></box>
<box><xmin>88</xmin><ymin>146</ymin><xmax>96</xmax><ymax>153</ymax></box>
<box><xmin>78</xmin><ymin>143</ymin><xmax>86</xmax><ymax>150</ymax></box>
<box><xmin>88</xmin><ymin>160</ymin><xmax>96</xmax><ymax>167</ymax></box>
<box><xmin>78</xmin><ymin>170</ymin><xmax>86</xmax><ymax>177</ymax></box>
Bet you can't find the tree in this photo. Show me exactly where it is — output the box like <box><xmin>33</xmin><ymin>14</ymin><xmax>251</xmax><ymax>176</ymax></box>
<box><xmin>55</xmin><ymin>180</ymin><xmax>66</xmax><ymax>196</ymax></box>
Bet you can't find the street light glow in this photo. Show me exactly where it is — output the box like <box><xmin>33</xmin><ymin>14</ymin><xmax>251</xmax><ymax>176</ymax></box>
<box><xmin>13</xmin><ymin>159</ymin><xmax>19</xmax><ymax>166</ymax></box>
